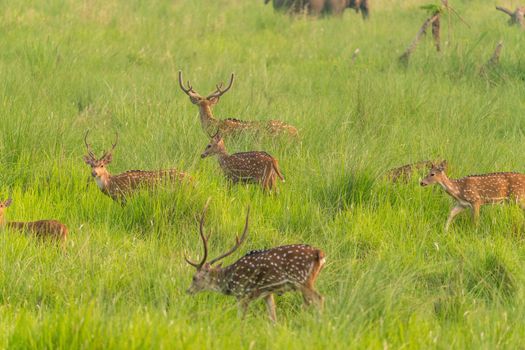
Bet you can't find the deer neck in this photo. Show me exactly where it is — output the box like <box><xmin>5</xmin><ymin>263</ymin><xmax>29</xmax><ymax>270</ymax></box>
<box><xmin>95</xmin><ymin>171</ymin><xmax>112</xmax><ymax>192</ymax></box>
<box><xmin>216</xmin><ymin>150</ymin><xmax>230</xmax><ymax>167</ymax></box>
<box><xmin>198</xmin><ymin>104</ymin><xmax>219</xmax><ymax>133</ymax></box>
<box><xmin>215</xmin><ymin>266</ymin><xmax>239</xmax><ymax>295</ymax></box>
<box><xmin>206</xmin><ymin>267</ymin><xmax>230</xmax><ymax>294</ymax></box>
<box><xmin>0</xmin><ymin>210</ymin><xmax>5</xmax><ymax>226</ymax></box>
<box><xmin>437</xmin><ymin>174</ymin><xmax>462</xmax><ymax>202</ymax></box>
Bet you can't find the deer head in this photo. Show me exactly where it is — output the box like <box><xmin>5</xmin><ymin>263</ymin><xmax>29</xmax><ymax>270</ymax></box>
<box><xmin>178</xmin><ymin>71</ymin><xmax>234</xmax><ymax>107</ymax></box>
<box><xmin>82</xmin><ymin>130</ymin><xmax>118</xmax><ymax>178</ymax></box>
<box><xmin>201</xmin><ymin>131</ymin><xmax>226</xmax><ymax>159</ymax></box>
<box><xmin>0</xmin><ymin>196</ymin><xmax>12</xmax><ymax>224</ymax></box>
<box><xmin>185</xmin><ymin>199</ymin><xmax>250</xmax><ymax>295</ymax></box>
<box><xmin>420</xmin><ymin>160</ymin><xmax>448</xmax><ymax>187</ymax></box>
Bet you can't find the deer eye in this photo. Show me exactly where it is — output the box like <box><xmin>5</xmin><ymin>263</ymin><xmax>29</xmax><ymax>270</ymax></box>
<box><xmin>430</xmin><ymin>173</ymin><xmax>435</xmax><ymax>177</ymax></box>
<box><xmin>206</xmin><ymin>145</ymin><xmax>211</xmax><ymax>149</ymax></box>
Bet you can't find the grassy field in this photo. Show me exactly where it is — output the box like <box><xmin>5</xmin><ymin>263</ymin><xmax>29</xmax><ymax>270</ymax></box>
<box><xmin>1</xmin><ymin>0</ymin><xmax>525</xmax><ymax>348</ymax></box>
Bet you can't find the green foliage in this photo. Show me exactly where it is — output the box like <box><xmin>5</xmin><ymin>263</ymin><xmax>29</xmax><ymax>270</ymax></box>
<box><xmin>0</xmin><ymin>0</ymin><xmax>525</xmax><ymax>349</ymax></box>
<box><xmin>420</xmin><ymin>3</ymin><xmax>444</xmax><ymax>15</ymax></box>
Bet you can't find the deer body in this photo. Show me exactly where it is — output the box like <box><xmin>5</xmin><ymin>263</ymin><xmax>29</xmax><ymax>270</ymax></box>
<box><xmin>386</xmin><ymin>160</ymin><xmax>436</xmax><ymax>183</ymax></box>
<box><xmin>185</xmin><ymin>200</ymin><xmax>325</xmax><ymax>322</ymax></box>
<box><xmin>214</xmin><ymin>245</ymin><xmax>325</xmax><ymax>298</ymax></box>
<box><xmin>201</xmin><ymin>134</ymin><xmax>284</xmax><ymax>191</ymax></box>
<box><xmin>95</xmin><ymin>169</ymin><xmax>188</xmax><ymax>202</ymax></box>
<box><xmin>83</xmin><ymin>132</ymin><xmax>190</xmax><ymax>203</ymax></box>
<box><xmin>421</xmin><ymin>161</ymin><xmax>525</xmax><ymax>230</ymax></box>
<box><xmin>0</xmin><ymin>199</ymin><xmax>68</xmax><ymax>244</ymax></box>
<box><xmin>179</xmin><ymin>71</ymin><xmax>298</xmax><ymax>138</ymax></box>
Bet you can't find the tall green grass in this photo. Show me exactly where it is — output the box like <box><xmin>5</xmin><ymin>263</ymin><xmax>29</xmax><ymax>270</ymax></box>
<box><xmin>1</xmin><ymin>0</ymin><xmax>525</xmax><ymax>348</ymax></box>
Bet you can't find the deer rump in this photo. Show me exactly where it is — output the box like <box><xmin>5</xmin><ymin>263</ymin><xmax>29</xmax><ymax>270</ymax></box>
<box><xmin>108</xmin><ymin>169</ymin><xmax>187</xmax><ymax>199</ymax></box>
<box><xmin>221</xmin><ymin>244</ymin><xmax>325</xmax><ymax>298</ymax></box>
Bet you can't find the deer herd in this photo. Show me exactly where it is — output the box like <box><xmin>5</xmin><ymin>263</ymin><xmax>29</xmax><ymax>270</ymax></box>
<box><xmin>3</xmin><ymin>71</ymin><xmax>525</xmax><ymax>322</ymax></box>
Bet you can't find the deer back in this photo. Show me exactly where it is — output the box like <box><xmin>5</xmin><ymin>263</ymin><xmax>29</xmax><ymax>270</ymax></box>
<box><xmin>220</xmin><ymin>244</ymin><xmax>325</xmax><ymax>298</ymax></box>
<box><xmin>220</xmin><ymin>152</ymin><xmax>276</xmax><ymax>179</ymax></box>
<box><xmin>8</xmin><ymin>220</ymin><xmax>68</xmax><ymax>241</ymax></box>
<box><xmin>457</xmin><ymin>172</ymin><xmax>525</xmax><ymax>203</ymax></box>
<box><xmin>108</xmin><ymin>169</ymin><xmax>189</xmax><ymax>198</ymax></box>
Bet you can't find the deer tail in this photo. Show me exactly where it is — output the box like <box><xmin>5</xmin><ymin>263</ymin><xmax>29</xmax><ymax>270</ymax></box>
<box><xmin>272</xmin><ymin>159</ymin><xmax>285</xmax><ymax>182</ymax></box>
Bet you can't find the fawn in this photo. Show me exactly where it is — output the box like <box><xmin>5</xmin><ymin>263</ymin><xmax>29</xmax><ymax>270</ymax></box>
<box><xmin>421</xmin><ymin>161</ymin><xmax>525</xmax><ymax>230</ymax></box>
<box><xmin>83</xmin><ymin>131</ymin><xmax>190</xmax><ymax>203</ymax></box>
<box><xmin>0</xmin><ymin>197</ymin><xmax>68</xmax><ymax>245</ymax></box>
<box><xmin>178</xmin><ymin>71</ymin><xmax>298</xmax><ymax>137</ymax></box>
<box><xmin>386</xmin><ymin>159</ymin><xmax>445</xmax><ymax>183</ymax></box>
<box><xmin>185</xmin><ymin>199</ymin><xmax>325</xmax><ymax>322</ymax></box>
<box><xmin>201</xmin><ymin>132</ymin><xmax>284</xmax><ymax>191</ymax></box>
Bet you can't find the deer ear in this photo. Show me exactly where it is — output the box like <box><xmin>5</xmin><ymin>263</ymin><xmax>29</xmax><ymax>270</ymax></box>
<box><xmin>5</xmin><ymin>198</ymin><xmax>12</xmax><ymax>207</ymax></box>
<box><xmin>83</xmin><ymin>155</ymin><xmax>93</xmax><ymax>165</ymax></box>
<box><xmin>208</xmin><ymin>96</ymin><xmax>220</xmax><ymax>105</ymax></box>
<box><xmin>439</xmin><ymin>160</ymin><xmax>447</xmax><ymax>171</ymax></box>
<box><xmin>102</xmin><ymin>153</ymin><xmax>113</xmax><ymax>164</ymax></box>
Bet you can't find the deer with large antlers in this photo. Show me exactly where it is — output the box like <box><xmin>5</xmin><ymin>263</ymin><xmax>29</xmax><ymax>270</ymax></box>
<box><xmin>421</xmin><ymin>161</ymin><xmax>525</xmax><ymax>231</ymax></box>
<box><xmin>0</xmin><ymin>197</ymin><xmax>68</xmax><ymax>246</ymax></box>
<box><xmin>185</xmin><ymin>200</ymin><xmax>325</xmax><ymax>322</ymax></box>
<box><xmin>83</xmin><ymin>131</ymin><xmax>190</xmax><ymax>203</ymax></box>
<box><xmin>201</xmin><ymin>132</ymin><xmax>284</xmax><ymax>192</ymax></box>
<box><xmin>178</xmin><ymin>71</ymin><xmax>298</xmax><ymax>137</ymax></box>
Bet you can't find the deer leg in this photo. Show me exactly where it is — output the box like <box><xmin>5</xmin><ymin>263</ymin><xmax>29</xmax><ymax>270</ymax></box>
<box><xmin>300</xmin><ymin>286</ymin><xmax>324</xmax><ymax>311</ymax></box>
<box><xmin>264</xmin><ymin>294</ymin><xmax>277</xmax><ymax>323</ymax></box>
<box><xmin>471</xmin><ymin>203</ymin><xmax>481</xmax><ymax>226</ymax></box>
<box><xmin>238</xmin><ymin>299</ymin><xmax>250</xmax><ymax>320</ymax></box>
<box><xmin>261</xmin><ymin>166</ymin><xmax>271</xmax><ymax>192</ymax></box>
<box><xmin>445</xmin><ymin>205</ymin><xmax>466</xmax><ymax>231</ymax></box>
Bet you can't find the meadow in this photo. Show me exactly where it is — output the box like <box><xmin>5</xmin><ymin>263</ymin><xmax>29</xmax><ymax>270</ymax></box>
<box><xmin>1</xmin><ymin>0</ymin><xmax>525</xmax><ymax>348</ymax></box>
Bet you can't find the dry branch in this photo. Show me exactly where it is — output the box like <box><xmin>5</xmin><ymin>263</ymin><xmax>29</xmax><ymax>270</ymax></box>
<box><xmin>432</xmin><ymin>15</ymin><xmax>441</xmax><ymax>52</ymax></box>
<box><xmin>399</xmin><ymin>14</ymin><xmax>440</xmax><ymax>67</ymax></box>
<box><xmin>480</xmin><ymin>41</ymin><xmax>503</xmax><ymax>75</ymax></box>
<box><xmin>496</xmin><ymin>6</ymin><xmax>525</xmax><ymax>27</ymax></box>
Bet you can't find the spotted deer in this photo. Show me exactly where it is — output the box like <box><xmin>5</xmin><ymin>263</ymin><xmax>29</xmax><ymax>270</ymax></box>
<box><xmin>386</xmin><ymin>159</ymin><xmax>445</xmax><ymax>183</ymax></box>
<box><xmin>420</xmin><ymin>161</ymin><xmax>525</xmax><ymax>230</ymax></box>
<box><xmin>201</xmin><ymin>132</ymin><xmax>285</xmax><ymax>191</ymax></box>
<box><xmin>185</xmin><ymin>200</ymin><xmax>325</xmax><ymax>322</ymax></box>
<box><xmin>83</xmin><ymin>131</ymin><xmax>190</xmax><ymax>203</ymax></box>
<box><xmin>0</xmin><ymin>197</ymin><xmax>68</xmax><ymax>245</ymax></box>
<box><xmin>178</xmin><ymin>71</ymin><xmax>298</xmax><ymax>137</ymax></box>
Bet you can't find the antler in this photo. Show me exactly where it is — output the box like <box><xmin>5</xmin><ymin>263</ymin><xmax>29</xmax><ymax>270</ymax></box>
<box><xmin>101</xmin><ymin>132</ymin><xmax>118</xmax><ymax>160</ymax></box>
<box><xmin>209</xmin><ymin>206</ymin><xmax>250</xmax><ymax>265</ymax></box>
<box><xmin>184</xmin><ymin>198</ymin><xmax>212</xmax><ymax>269</ymax></box>
<box><xmin>207</xmin><ymin>73</ymin><xmax>235</xmax><ymax>100</ymax></box>
<box><xmin>5</xmin><ymin>191</ymin><xmax>13</xmax><ymax>207</ymax></box>
<box><xmin>207</xmin><ymin>126</ymin><xmax>221</xmax><ymax>139</ymax></box>
<box><xmin>178</xmin><ymin>71</ymin><xmax>199</xmax><ymax>96</ymax></box>
<box><xmin>84</xmin><ymin>130</ymin><xmax>96</xmax><ymax>159</ymax></box>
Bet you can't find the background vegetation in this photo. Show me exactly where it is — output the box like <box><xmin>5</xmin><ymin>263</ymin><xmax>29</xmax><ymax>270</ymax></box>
<box><xmin>0</xmin><ymin>0</ymin><xmax>524</xmax><ymax>348</ymax></box>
